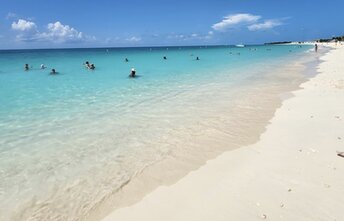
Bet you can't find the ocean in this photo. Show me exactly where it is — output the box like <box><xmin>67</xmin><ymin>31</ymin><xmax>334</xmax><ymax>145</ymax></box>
<box><xmin>0</xmin><ymin>45</ymin><xmax>314</xmax><ymax>220</ymax></box>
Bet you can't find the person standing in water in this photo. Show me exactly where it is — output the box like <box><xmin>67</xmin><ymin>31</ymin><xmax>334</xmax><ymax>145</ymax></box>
<box><xmin>315</xmin><ymin>43</ymin><xmax>318</xmax><ymax>52</ymax></box>
<box><xmin>129</xmin><ymin>68</ymin><xmax>136</xmax><ymax>78</ymax></box>
<box><xmin>24</xmin><ymin>64</ymin><xmax>29</xmax><ymax>71</ymax></box>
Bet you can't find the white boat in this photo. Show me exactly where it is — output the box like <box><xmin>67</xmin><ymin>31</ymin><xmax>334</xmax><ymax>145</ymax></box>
<box><xmin>235</xmin><ymin>44</ymin><xmax>245</xmax><ymax>48</ymax></box>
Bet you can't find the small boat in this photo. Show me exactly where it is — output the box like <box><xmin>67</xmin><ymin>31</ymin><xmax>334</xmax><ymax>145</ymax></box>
<box><xmin>235</xmin><ymin>44</ymin><xmax>245</xmax><ymax>48</ymax></box>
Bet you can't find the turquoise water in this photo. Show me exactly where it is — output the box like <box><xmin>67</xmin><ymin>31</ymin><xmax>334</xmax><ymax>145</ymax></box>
<box><xmin>0</xmin><ymin>45</ymin><xmax>311</xmax><ymax>220</ymax></box>
<box><xmin>0</xmin><ymin>46</ymin><xmax>308</xmax><ymax>114</ymax></box>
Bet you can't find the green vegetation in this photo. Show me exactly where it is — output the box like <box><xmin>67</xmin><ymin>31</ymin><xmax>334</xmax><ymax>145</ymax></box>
<box><xmin>265</xmin><ymin>35</ymin><xmax>344</xmax><ymax>44</ymax></box>
<box><xmin>318</xmin><ymin>35</ymin><xmax>344</xmax><ymax>42</ymax></box>
<box><xmin>265</xmin><ymin>41</ymin><xmax>292</xmax><ymax>45</ymax></box>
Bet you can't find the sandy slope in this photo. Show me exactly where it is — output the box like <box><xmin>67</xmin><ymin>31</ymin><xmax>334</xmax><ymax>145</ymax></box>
<box><xmin>102</xmin><ymin>44</ymin><xmax>344</xmax><ymax>221</ymax></box>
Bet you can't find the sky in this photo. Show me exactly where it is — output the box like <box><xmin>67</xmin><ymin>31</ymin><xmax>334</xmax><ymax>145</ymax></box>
<box><xmin>0</xmin><ymin>0</ymin><xmax>343</xmax><ymax>49</ymax></box>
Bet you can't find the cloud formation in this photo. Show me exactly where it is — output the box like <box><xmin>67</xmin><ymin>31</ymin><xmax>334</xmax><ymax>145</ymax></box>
<box><xmin>39</xmin><ymin>22</ymin><xmax>84</xmax><ymax>42</ymax></box>
<box><xmin>212</xmin><ymin>13</ymin><xmax>261</xmax><ymax>31</ymax></box>
<box><xmin>11</xmin><ymin>19</ymin><xmax>92</xmax><ymax>43</ymax></box>
<box><xmin>126</xmin><ymin>36</ymin><xmax>141</xmax><ymax>42</ymax></box>
<box><xmin>212</xmin><ymin>13</ymin><xmax>284</xmax><ymax>32</ymax></box>
<box><xmin>248</xmin><ymin>19</ymin><xmax>282</xmax><ymax>31</ymax></box>
<box><xmin>11</xmin><ymin>19</ymin><xmax>36</xmax><ymax>31</ymax></box>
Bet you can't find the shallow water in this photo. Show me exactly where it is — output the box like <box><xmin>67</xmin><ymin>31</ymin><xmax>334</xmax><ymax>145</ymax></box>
<box><xmin>0</xmin><ymin>45</ymin><xmax>312</xmax><ymax>220</ymax></box>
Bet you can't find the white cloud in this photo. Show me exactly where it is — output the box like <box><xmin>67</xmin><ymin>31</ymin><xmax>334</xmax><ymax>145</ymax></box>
<box><xmin>38</xmin><ymin>21</ymin><xmax>84</xmax><ymax>42</ymax></box>
<box><xmin>11</xmin><ymin>19</ymin><xmax>37</xmax><ymax>31</ymax></box>
<box><xmin>248</xmin><ymin>19</ymin><xmax>282</xmax><ymax>31</ymax></box>
<box><xmin>126</xmin><ymin>36</ymin><xmax>141</xmax><ymax>42</ymax></box>
<box><xmin>12</xmin><ymin>21</ymin><xmax>93</xmax><ymax>43</ymax></box>
<box><xmin>212</xmin><ymin>13</ymin><xmax>261</xmax><ymax>31</ymax></box>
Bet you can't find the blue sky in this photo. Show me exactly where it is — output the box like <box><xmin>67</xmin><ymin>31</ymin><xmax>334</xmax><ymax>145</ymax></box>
<box><xmin>0</xmin><ymin>0</ymin><xmax>343</xmax><ymax>49</ymax></box>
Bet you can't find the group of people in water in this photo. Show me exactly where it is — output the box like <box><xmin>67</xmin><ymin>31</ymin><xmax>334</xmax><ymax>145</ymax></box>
<box><xmin>84</xmin><ymin>61</ymin><xmax>96</xmax><ymax>70</ymax></box>
<box><xmin>24</xmin><ymin>55</ymin><xmax>200</xmax><ymax>78</ymax></box>
<box><xmin>23</xmin><ymin>44</ymin><xmax>319</xmax><ymax>77</ymax></box>
<box><xmin>24</xmin><ymin>63</ymin><xmax>57</xmax><ymax>75</ymax></box>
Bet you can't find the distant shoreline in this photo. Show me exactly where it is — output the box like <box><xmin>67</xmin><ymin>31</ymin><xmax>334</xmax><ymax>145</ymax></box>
<box><xmin>0</xmin><ymin>42</ymin><xmax>320</xmax><ymax>51</ymax></box>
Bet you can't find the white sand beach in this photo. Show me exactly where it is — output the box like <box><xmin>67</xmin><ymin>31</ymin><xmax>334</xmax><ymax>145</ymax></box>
<box><xmin>102</xmin><ymin>43</ymin><xmax>344</xmax><ymax>221</ymax></box>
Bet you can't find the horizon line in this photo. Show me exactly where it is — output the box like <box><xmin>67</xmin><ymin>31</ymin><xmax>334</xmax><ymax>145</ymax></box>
<box><xmin>0</xmin><ymin>42</ymin><xmax>305</xmax><ymax>51</ymax></box>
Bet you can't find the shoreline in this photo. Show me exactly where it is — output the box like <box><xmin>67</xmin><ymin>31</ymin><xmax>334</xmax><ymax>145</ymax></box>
<box><xmin>0</xmin><ymin>45</ymin><xmax>323</xmax><ymax>221</ymax></box>
<box><xmin>85</xmin><ymin>47</ymin><xmax>324</xmax><ymax>220</ymax></box>
<box><xmin>100</xmin><ymin>44</ymin><xmax>343</xmax><ymax>221</ymax></box>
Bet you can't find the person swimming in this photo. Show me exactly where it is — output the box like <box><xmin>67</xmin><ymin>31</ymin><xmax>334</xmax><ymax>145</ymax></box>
<box><xmin>84</xmin><ymin>61</ymin><xmax>95</xmax><ymax>70</ymax></box>
<box><xmin>125</xmin><ymin>58</ymin><xmax>129</xmax><ymax>62</ymax></box>
<box><xmin>40</xmin><ymin>64</ymin><xmax>46</xmax><ymax>69</ymax></box>
<box><xmin>50</xmin><ymin>68</ymin><xmax>57</xmax><ymax>75</ymax></box>
<box><xmin>163</xmin><ymin>56</ymin><xmax>167</xmax><ymax>60</ymax></box>
<box><xmin>129</xmin><ymin>68</ymin><xmax>136</xmax><ymax>78</ymax></box>
<box><xmin>84</xmin><ymin>61</ymin><xmax>90</xmax><ymax>68</ymax></box>
<box><xmin>196</xmin><ymin>56</ymin><xmax>200</xmax><ymax>60</ymax></box>
<box><xmin>24</xmin><ymin>64</ymin><xmax>29</xmax><ymax>71</ymax></box>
